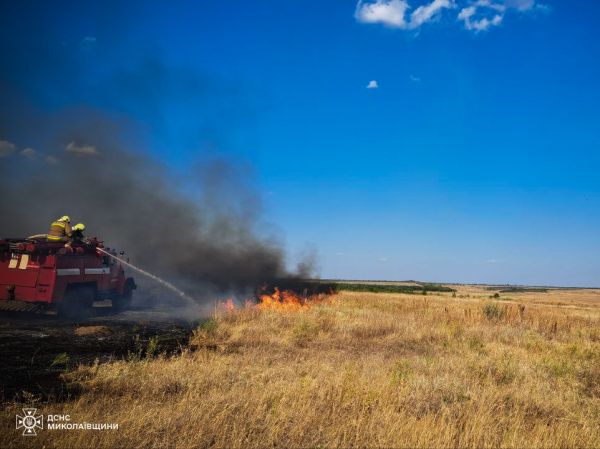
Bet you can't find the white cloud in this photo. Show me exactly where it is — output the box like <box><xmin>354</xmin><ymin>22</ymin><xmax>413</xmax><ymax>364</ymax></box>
<box><xmin>410</xmin><ymin>74</ymin><xmax>421</xmax><ymax>82</ymax></box>
<box><xmin>410</xmin><ymin>0</ymin><xmax>456</xmax><ymax>28</ymax></box>
<box><xmin>457</xmin><ymin>1</ymin><xmax>506</xmax><ymax>31</ymax></box>
<box><xmin>457</xmin><ymin>0</ymin><xmax>546</xmax><ymax>32</ymax></box>
<box><xmin>366</xmin><ymin>80</ymin><xmax>379</xmax><ymax>89</ymax></box>
<box><xmin>505</xmin><ymin>0</ymin><xmax>534</xmax><ymax>11</ymax></box>
<box><xmin>457</xmin><ymin>6</ymin><xmax>476</xmax><ymax>21</ymax></box>
<box><xmin>19</xmin><ymin>147</ymin><xmax>60</xmax><ymax>164</ymax></box>
<box><xmin>377</xmin><ymin>257</ymin><xmax>389</xmax><ymax>262</ymax></box>
<box><xmin>356</xmin><ymin>0</ymin><xmax>547</xmax><ymax>33</ymax></box>
<box><xmin>356</xmin><ymin>0</ymin><xmax>455</xmax><ymax>30</ymax></box>
<box><xmin>355</xmin><ymin>0</ymin><xmax>410</xmax><ymax>28</ymax></box>
<box><xmin>458</xmin><ymin>4</ymin><xmax>504</xmax><ymax>31</ymax></box>
<box><xmin>505</xmin><ymin>0</ymin><xmax>550</xmax><ymax>13</ymax></box>
<box><xmin>0</xmin><ymin>140</ymin><xmax>16</xmax><ymax>157</ymax></box>
<box><xmin>45</xmin><ymin>155</ymin><xmax>59</xmax><ymax>165</ymax></box>
<box><xmin>20</xmin><ymin>148</ymin><xmax>39</xmax><ymax>159</ymax></box>
<box><xmin>475</xmin><ymin>0</ymin><xmax>506</xmax><ymax>11</ymax></box>
<box><xmin>66</xmin><ymin>141</ymin><xmax>98</xmax><ymax>156</ymax></box>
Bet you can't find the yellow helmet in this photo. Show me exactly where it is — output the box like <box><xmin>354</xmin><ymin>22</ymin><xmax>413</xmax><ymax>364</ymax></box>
<box><xmin>58</xmin><ymin>215</ymin><xmax>71</xmax><ymax>223</ymax></box>
<box><xmin>73</xmin><ymin>223</ymin><xmax>86</xmax><ymax>231</ymax></box>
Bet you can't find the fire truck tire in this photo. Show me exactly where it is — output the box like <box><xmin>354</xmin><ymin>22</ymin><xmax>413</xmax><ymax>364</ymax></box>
<box><xmin>113</xmin><ymin>285</ymin><xmax>133</xmax><ymax>312</ymax></box>
<box><xmin>59</xmin><ymin>285</ymin><xmax>95</xmax><ymax>320</ymax></box>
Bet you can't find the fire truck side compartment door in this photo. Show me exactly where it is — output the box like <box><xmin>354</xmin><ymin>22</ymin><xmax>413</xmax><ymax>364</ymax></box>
<box><xmin>1</xmin><ymin>267</ymin><xmax>38</xmax><ymax>287</ymax></box>
<box><xmin>37</xmin><ymin>267</ymin><xmax>55</xmax><ymax>286</ymax></box>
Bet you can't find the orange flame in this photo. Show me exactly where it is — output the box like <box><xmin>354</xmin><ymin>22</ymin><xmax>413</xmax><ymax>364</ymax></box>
<box><xmin>218</xmin><ymin>287</ymin><xmax>331</xmax><ymax>314</ymax></box>
<box><xmin>223</xmin><ymin>298</ymin><xmax>235</xmax><ymax>313</ymax></box>
<box><xmin>257</xmin><ymin>287</ymin><xmax>308</xmax><ymax>311</ymax></box>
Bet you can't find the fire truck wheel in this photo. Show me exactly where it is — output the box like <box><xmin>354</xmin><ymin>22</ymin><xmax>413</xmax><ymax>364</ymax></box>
<box><xmin>59</xmin><ymin>285</ymin><xmax>95</xmax><ymax>320</ymax></box>
<box><xmin>113</xmin><ymin>285</ymin><xmax>133</xmax><ymax>312</ymax></box>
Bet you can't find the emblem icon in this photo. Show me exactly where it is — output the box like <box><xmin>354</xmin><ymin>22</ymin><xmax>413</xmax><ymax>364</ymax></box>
<box><xmin>16</xmin><ymin>408</ymin><xmax>43</xmax><ymax>436</ymax></box>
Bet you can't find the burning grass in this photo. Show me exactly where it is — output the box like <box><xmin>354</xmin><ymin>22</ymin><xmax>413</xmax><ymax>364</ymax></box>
<box><xmin>2</xmin><ymin>287</ymin><xmax>600</xmax><ymax>448</ymax></box>
<box><xmin>224</xmin><ymin>287</ymin><xmax>332</xmax><ymax>313</ymax></box>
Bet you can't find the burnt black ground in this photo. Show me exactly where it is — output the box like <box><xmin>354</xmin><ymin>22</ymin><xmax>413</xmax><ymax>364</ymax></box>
<box><xmin>0</xmin><ymin>281</ymin><xmax>334</xmax><ymax>404</ymax></box>
<box><xmin>0</xmin><ymin>303</ymin><xmax>197</xmax><ymax>403</ymax></box>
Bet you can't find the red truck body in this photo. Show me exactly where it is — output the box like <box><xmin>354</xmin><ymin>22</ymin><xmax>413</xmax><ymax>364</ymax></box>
<box><xmin>0</xmin><ymin>238</ymin><xmax>135</xmax><ymax>315</ymax></box>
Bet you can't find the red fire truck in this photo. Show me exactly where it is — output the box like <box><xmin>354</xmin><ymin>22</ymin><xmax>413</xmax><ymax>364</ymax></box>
<box><xmin>0</xmin><ymin>237</ymin><xmax>136</xmax><ymax>318</ymax></box>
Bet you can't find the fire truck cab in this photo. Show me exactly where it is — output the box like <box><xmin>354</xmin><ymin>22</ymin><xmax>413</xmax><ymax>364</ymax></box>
<box><xmin>0</xmin><ymin>237</ymin><xmax>136</xmax><ymax>318</ymax></box>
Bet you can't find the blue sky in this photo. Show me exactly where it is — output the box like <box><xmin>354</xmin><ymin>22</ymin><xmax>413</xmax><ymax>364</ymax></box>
<box><xmin>1</xmin><ymin>0</ymin><xmax>599</xmax><ymax>286</ymax></box>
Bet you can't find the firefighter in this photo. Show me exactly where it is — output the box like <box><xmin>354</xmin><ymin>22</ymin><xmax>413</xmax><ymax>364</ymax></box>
<box><xmin>70</xmin><ymin>223</ymin><xmax>86</xmax><ymax>244</ymax></box>
<box><xmin>47</xmin><ymin>215</ymin><xmax>72</xmax><ymax>242</ymax></box>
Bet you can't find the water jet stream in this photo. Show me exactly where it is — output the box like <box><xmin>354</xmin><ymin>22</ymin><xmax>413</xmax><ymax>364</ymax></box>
<box><xmin>96</xmin><ymin>247</ymin><xmax>196</xmax><ymax>305</ymax></box>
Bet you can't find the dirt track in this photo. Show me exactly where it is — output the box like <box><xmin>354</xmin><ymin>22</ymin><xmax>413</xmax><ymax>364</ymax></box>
<box><xmin>0</xmin><ymin>305</ymin><xmax>197</xmax><ymax>402</ymax></box>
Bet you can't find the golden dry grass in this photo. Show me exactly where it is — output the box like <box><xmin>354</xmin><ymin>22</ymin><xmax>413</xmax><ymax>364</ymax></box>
<box><xmin>3</xmin><ymin>287</ymin><xmax>600</xmax><ymax>448</ymax></box>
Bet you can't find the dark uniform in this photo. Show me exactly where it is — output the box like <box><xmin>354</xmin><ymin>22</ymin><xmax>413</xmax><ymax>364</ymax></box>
<box><xmin>71</xmin><ymin>229</ymin><xmax>85</xmax><ymax>244</ymax></box>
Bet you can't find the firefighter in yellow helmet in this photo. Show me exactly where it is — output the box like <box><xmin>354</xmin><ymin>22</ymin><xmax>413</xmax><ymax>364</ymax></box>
<box><xmin>47</xmin><ymin>216</ymin><xmax>72</xmax><ymax>242</ymax></box>
<box><xmin>70</xmin><ymin>223</ymin><xmax>86</xmax><ymax>244</ymax></box>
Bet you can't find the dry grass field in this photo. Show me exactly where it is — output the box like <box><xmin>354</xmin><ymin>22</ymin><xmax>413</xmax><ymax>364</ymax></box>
<box><xmin>2</xmin><ymin>286</ymin><xmax>600</xmax><ymax>448</ymax></box>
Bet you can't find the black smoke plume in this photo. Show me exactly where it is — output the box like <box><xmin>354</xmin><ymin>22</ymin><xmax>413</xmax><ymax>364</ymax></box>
<box><xmin>0</xmin><ymin>110</ymin><xmax>309</xmax><ymax>300</ymax></box>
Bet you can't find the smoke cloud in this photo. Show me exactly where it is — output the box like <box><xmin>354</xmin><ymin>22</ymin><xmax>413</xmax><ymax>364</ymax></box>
<box><xmin>0</xmin><ymin>85</ymin><xmax>319</xmax><ymax>307</ymax></box>
<box><xmin>0</xmin><ymin>9</ymin><xmax>318</xmax><ymax>308</ymax></box>
<box><xmin>0</xmin><ymin>112</ymin><xmax>302</xmax><ymax>300</ymax></box>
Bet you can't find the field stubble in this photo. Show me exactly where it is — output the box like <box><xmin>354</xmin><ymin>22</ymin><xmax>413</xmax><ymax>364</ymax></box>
<box><xmin>2</xmin><ymin>287</ymin><xmax>600</xmax><ymax>448</ymax></box>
